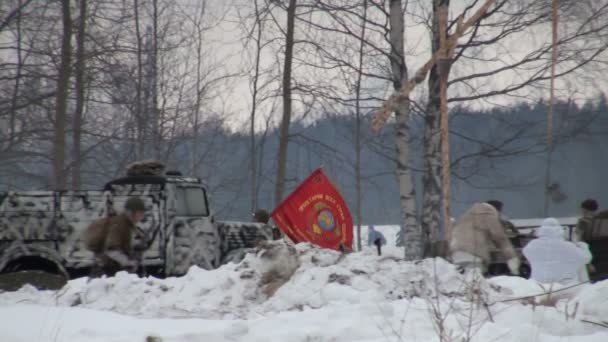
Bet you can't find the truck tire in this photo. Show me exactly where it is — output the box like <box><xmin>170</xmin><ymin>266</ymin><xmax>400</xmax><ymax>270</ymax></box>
<box><xmin>0</xmin><ymin>257</ymin><xmax>68</xmax><ymax>291</ymax></box>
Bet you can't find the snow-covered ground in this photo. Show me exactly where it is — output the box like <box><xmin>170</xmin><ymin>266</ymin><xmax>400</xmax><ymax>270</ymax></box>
<box><xmin>1</xmin><ymin>225</ymin><xmax>607</xmax><ymax>342</ymax></box>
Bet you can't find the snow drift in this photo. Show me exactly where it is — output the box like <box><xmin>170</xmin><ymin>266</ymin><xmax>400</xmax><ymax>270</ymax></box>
<box><xmin>1</xmin><ymin>241</ymin><xmax>495</xmax><ymax>319</ymax></box>
<box><xmin>1</xmin><ymin>227</ymin><xmax>607</xmax><ymax>342</ymax></box>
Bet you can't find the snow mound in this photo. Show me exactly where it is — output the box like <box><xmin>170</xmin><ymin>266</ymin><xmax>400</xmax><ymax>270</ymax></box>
<box><xmin>2</xmin><ymin>239</ymin><xmax>608</xmax><ymax>342</ymax></box>
<box><xmin>263</xmin><ymin>243</ymin><xmax>487</xmax><ymax>313</ymax></box>
<box><xmin>1</xmin><ymin>241</ymin><xmax>606</xmax><ymax>327</ymax></box>
<box><xmin>1</xmin><ymin>260</ymin><xmax>265</xmax><ymax>319</ymax></box>
<box><xmin>1</xmin><ymin>242</ymin><xmax>492</xmax><ymax>319</ymax></box>
<box><xmin>573</xmin><ymin>280</ymin><xmax>608</xmax><ymax>320</ymax></box>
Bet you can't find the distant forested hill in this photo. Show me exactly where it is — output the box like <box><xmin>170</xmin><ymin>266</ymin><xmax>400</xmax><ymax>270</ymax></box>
<box><xmin>4</xmin><ymin>98</ymin><xmax>607</xmax><ymax>224</ymax></box>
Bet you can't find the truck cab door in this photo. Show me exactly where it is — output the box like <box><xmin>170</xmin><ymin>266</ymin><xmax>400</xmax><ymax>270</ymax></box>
<box><xmin>165</xmin><ymin>186</ymin><xmax>221</xmax><ymax>275</ymax></box>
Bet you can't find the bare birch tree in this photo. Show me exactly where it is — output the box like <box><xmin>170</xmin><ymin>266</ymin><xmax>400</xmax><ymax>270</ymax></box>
<box><xmin>421</xmin><ymin>0</ymin><xmax>445</xmax><ymax>251</ymax></box>
<box><xmin>387</xmin><ymin>0</ymin><xmax>421</xmax><ymax>260</ymax></box>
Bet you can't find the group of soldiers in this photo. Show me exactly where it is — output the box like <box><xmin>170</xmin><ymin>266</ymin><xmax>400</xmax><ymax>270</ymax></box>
<box><xmin>449</xmin><ymin>199</ymin><xmax>599</xmax><ymax>285</ymax></box>
<box><xmin>85</xmin><ymin>193</ymin><xmax>600</xmax><ymax>285</ymax></box>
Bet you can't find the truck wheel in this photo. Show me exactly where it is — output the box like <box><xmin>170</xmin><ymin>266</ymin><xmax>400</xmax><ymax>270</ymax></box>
<box><xmin>0</xmin><ymin>257</ymin><xmax>68</xmax><ymax>291</ymax></box>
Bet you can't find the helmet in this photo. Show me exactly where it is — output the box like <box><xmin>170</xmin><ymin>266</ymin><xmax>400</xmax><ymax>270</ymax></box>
<box><xmin>253</xmin><ymin>209</ymin><xmax>270</xmax><ymax>224</ymax></box>
<box><xmin>124</xmin><ymin>197</ymin><xmax>146</xmax><ymax>212</ymax></box>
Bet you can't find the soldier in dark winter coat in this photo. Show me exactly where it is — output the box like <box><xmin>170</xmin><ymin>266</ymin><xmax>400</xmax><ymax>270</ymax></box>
<box><xmin>576</xmin><ymin>198</ymin><xmax>598</xmax><ymax>242</ymax></box>
<box><xmin>87</xmin><ymin>197</ymin><xmax>147</xmax><ymax>277</ymax></box>
<box><xmin>575</xmin><ymin>199</ymin><xmax>600</xmax><ymax>278</ymax></box>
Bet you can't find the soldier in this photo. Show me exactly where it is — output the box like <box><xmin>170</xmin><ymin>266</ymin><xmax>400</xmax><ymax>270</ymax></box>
<box><xmin>449</xmin><ymin>202</ymin><xmax>520</xmax><ymax>275</ymax></box>
<box><xmin>86</xmin><ymin>197</ymin><xmax>147</xmax><ymax>277</ymax></box>
<box><xmin>576</xmin><ymin>198</ymin><xmax>598</xmax><ymax>242</ymax></box>
<box><xmin>523</xmin><ymin>218</ymin><xmax>591</xmax><ymax>285</ymax></box>
<box><xmin>485</xmin><ymin>200</ymin><xmax>521</xmax><ymax>275</ymax></box>
<box><xmin>486</xmin><ymin>200</ymin><xmax>520</xmax><ymax>238</ymax></box>
<box><xmin>253</xmin><ymin>209</ymin><xmax>281</xmax><ymax>240</ymax></box>
<box><xmin>575</xmin><ymin>199</ymin><xmax>600</xmax><ymax>279</ymax></box>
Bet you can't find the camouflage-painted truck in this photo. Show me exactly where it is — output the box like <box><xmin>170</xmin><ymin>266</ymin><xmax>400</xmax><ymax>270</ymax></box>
<box><xmin>0</xmin><ymin>170</ymin><xmax>272</xmax><ymax>285</ymax></box>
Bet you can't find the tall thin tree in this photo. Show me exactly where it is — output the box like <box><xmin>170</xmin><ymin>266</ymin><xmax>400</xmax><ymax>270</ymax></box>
<box><xmin>421</xmin><ymin>0</ymin><xmax>447</xmax><ymax>251</ymax></box>
<box><xmin>388</xmin><ymin>0</ymin><xmax>420</xmax><ymax>260</ymax></box>
<box><xmin>53</xmin><ymin>0</ymin><xmax>73</xmax><ymax>190</ymax></box>
<box><xmin>151</xmin><ymin>0</ymin><xmax>161</xmax><ymax>160</ymax></box>
<box><xmin>437</xmin><ymin>2</ymin><xmax>454</xmax><ymax>243</ymax></box>
<box><xmin>250</xmin><ymin>0</ymin><xmax>264</xmax><ymax>212</ymax></box>
<box><xmin>275</xmin><ymin>0</ymin><xmax>297</xmax><ymax>206</ymax></box>
<box><xmin>72</xmin><ymin>0</ymin><xmax>87</xmax><ymax>189</ymax></box>
<box><xmin>354</xmin><ymin>0</ymin><xmax>368</xmax><ymax>251</ymax></box>
<box><xmin>134</xmin><ymin>0</ymin><xmax>145</xmax><ymax>159</ymax></box>
<box><xmin>191</xmin><ymin>0</ymin><xmax>207</xmax><ymax>176</ymax></box>
<box><xmin>544</xmin><ymin>0</ymin><xmax>559</xmax><ymax>215</ymax></box>
<box><xmin>8</xmin><ymin>0</ymin><xmax>24</xmax><ymax>147</ymax></box>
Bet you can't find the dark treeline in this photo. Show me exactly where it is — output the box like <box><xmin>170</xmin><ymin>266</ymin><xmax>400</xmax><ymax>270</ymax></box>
<box><xmin>3</xmin><ymin>96</ymin><xmax>607</xmax><ymax>224</ymax></box>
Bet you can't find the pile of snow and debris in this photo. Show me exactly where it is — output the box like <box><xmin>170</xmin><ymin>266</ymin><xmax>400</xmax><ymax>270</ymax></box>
<box><xmin>262</xmin><ymin>243</ymin><xmax>492</xmax><ymax>314</ymax></box>
<box><xmin>0</xmin><ymin>240</ymin><xmax>489</xmax><ymax>319</ymax></box>
<box><xmin>1</xmin><ymin>225</ymin><xmax>607</xmax><ymax>341</ymax></box>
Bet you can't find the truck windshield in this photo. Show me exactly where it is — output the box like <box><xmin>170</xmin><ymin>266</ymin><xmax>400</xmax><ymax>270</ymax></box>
<box><xmin>176</xmin><ymin>187</ymin><xmax>209</xmax><ymax>217</ymax></box>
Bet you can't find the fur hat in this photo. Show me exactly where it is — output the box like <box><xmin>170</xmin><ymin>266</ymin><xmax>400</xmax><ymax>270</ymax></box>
<box><xmin>126</xmin><ymin>160</ymin><xmax>165</xmax><ymax>176</ymax></box>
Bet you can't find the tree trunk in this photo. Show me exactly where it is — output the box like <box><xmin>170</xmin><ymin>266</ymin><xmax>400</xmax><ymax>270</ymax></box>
<box><xmin>152</xmin><ymin>0</ymin><xmax>161</xmax><ymax>160</ymax></box>
<box><xmin>355</xmin><ymin>0</ymin><xmax>368</xmax><ymax>252</ymax></box>
<box><xmin>134</xmin><ymin>0</ymin><xmax>144</xmax><ymax>159</ymax></box>
<box><xmin>436</xmin><ymin>2</ymin><xmax>456</xmax><ymax>244</ymax></box>
<box><xmin>191</xmin><ymin>2</ymin><xmax>206</xmax><ymax>176</ymax></box>
<box><xmin>389</xmin><ymin>0</ymin><xmax>421</xmax><ymax>260</ymax></box>
<box><xmin>53</xmin><ymin>0</ymin><xmax>72</xmax><ymax>190</ymax></box>
<box><xmin>8</xmin><ymin>0</ymin><xmax>24</xmax><ymax>148</ymax></box>
<box><xmin>275</xmin><ymin>0</ymin><xmax>297</xmax><ymax>206</ymax></box>
<box><xmin>250</xmin><ymin>0</ymin><xmax>263</xmax><ymax>212</ymax></box>
<box><xmin>544</xmin><ymin>0</ymin><xmax>559</xmax><ymax>216</ymax></box>
<box><xmin>72</xmin><ymin>0</ymin><xmax>87</xmax><ymax>190</ymax></box>
<box><xmin>421</xmin><ymin>0</ymin><xmax>446</xmax><ymax>248</ymax></box>
<box><xmin>257</xmin><ymin>116</ymin><xmax>271</xmax><ymax>203</ymax></box>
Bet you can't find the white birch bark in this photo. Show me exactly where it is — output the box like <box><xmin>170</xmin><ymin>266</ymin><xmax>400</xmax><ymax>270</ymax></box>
<box><xmin>389</xmin><ymin>0</ymin><xmax>422</xmax><ymax>260</ymax></box>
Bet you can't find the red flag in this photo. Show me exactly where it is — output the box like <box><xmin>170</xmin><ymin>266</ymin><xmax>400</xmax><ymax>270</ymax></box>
<box><xmin>271</xmin><ymin>169</ymin><xmax>353</xmax><ymax>250</ymax></box>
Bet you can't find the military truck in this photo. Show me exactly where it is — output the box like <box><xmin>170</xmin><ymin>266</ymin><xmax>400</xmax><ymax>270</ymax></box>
<box><xmin>0</xmin><ymin>167</ymin><xmax>272</xmax><ymax>288</ymax></box>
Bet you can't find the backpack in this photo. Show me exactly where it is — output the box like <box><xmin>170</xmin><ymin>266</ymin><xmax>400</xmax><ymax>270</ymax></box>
<box><xmin>82</xmin><ymin>217</ymin><xmax>112</xmax><ymax>253</ymax></box>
